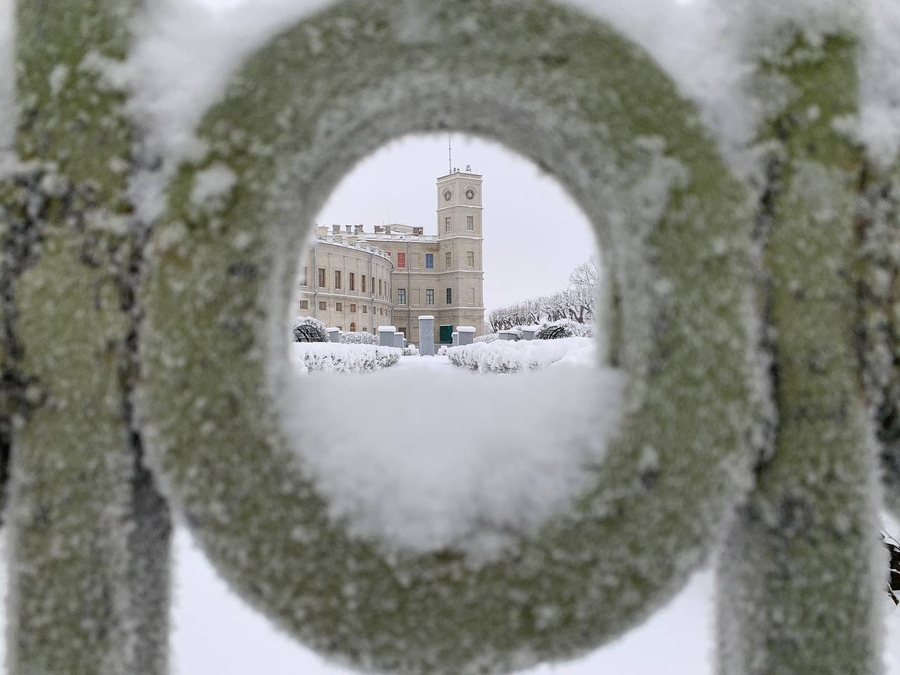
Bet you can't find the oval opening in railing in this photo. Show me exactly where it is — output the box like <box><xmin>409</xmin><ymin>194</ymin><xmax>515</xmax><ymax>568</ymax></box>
<box><xmin>280</xmin><ymin>133</ymin><xmax>625</xmax><ymax>563</ymax></box>
<box><xmin>138</xmin><ymin>2</ymin><xmax>764</xmax><ymax>673</ymax></box>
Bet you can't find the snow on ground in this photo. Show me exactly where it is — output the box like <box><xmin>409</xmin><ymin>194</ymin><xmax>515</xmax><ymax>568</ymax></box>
<box><xmin>282</xmin><ymin>349</ymin><xmax>625</xmax><ymax>561</ymax></box>
<box><xmin>393</xmin><ymin>354</ymin><xmax>457</xmax><ymax>372</ymax></box>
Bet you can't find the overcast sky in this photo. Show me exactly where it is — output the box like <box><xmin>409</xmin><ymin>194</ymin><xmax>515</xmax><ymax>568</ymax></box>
<box><xmin>314</xmin><ymin>134</ymin><xmax>597</xmax><ymax>312</ymax></box>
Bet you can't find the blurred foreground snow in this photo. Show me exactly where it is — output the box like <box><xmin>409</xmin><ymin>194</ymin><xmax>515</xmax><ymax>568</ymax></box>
<box><xmin>283</xmin><ymin>346</ymin><xmax>625</xmax><ymax>561</ymax></box>
<box><xmin>0</xmin><ymin>528</ymin><xmax>896</xmax><ymax>673</ymax></box>
<box><xmin>170</xmin><ymin>527</ymin><xmax>900</xmax><ymax>674</ymax></box>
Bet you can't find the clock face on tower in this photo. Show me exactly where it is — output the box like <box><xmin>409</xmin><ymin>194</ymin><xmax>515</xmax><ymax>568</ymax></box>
<box><xmin>465</xmin><ymin>188</ymin><xmax>475</xmax><ymax>200</ymax></box>
<box><xmin>443</xmin><ymin>190</ymin><xmax>452</xmax><ymax>201</ymax></box>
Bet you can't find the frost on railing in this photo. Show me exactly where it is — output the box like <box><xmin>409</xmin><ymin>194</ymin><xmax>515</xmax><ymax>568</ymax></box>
<box><xmin>0</xmin><ymin>0</ymin><xmax>898</xmax><ymax>674</ymax></box>
<box><xmin>714</xmin><ymin>8</ymin><xmax>884</xmax><ymax>673</ymax></box>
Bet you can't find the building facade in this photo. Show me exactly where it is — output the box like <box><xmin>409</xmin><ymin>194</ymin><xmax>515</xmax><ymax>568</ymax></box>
<box><xmin>296</xmin><ymin>170</ymin><xmax>485</xmax><ymax>344</ymax></box>
<box><xmin>296</xmin><ymin>231</ymin><xmax>395</xmax><ymax>334</ymax></box>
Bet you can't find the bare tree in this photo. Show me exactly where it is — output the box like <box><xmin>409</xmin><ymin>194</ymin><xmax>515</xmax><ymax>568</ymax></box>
<box><xmin>488</xmin><ymin>258</ymin><xmax>599</xmax><ymax>331</ymax></box>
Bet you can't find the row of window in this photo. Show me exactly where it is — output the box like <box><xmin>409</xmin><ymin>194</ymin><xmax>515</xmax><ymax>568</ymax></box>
<box><xmin>304</xmin><ymin>268</ymin><xmax>390</xmax><ymax>296</ymax></box>
<box><xmin>306</xmin><ymin>251</ymin><xmax>476</xmax><ymax>280</ymax></box>
<box><xmin>299</xmin><ymin>299</ymin><xmax>388</xmax><ymax>315</ymax></box>
<box><xmin>396</xmin><ymin>288</ymin><xmax>453</xmax><ymax>306</ymax></box>
<box><xmin>393</xmin><ymin>250</ymin><xmax>476</xmax><ymax>269</ymax></box>
<box><xmin>443</xmin><ymin>215</ymin><xmax>475</xmax><ymax>233</ymax></box>
<box><xmin>303</xmin><ymin>288</ymin><xmax>460</xmax><ymax>308</ymax></box>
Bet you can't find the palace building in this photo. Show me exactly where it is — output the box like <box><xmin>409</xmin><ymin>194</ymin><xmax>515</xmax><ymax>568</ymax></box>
<box><xmin>296</xmin><ymin>170</ymin><xmax>485</xmax><ymax>345</ymax></box>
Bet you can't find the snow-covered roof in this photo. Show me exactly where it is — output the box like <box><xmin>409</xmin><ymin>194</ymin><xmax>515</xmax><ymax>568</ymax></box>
<box><xmin>312</xmin><ymin>232</ymin><xmax>393</xmax><ymax>263</ymax></box>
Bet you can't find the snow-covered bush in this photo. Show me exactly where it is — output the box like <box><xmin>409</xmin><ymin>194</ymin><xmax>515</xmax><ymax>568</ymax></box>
<box><xmin>402</xmin><ymin>344</ymin><xmax>419</xmax><ymax>356</ymax></box>
<box><xmin>446</xmin><ymin>337</ymin><xmax>595</xmax><ymax>373</ymax></box>
<box><xmin>569</xmin><ymin>320</ymin><xmax>593</xmax><ymax>338</ymax></box>
<box><xmin>340</xmin><ymin>330</ymin><xmax>378</xmax><ymax>345</ymax></box>
<box><xmin>509</xmin><ymin>326</ymin><xmax>523</xmax><ymax>339</ymax></box>
<box><xmin>437</xmin><ymin>345</ymin><xmax>449</xmax><ymax>356</ymax></box>
<box><xmin>290</xmin><ymin>343</ymin><xmax>400</xmax><ymax>374</ymax></box>
<box><xmin>474</xmin><ymin>333</ymin><xmax>499</xmax><ymax>344</ymax></box>
<box><xmin>292</xmin><ymin>316</ymin><xmax>328</xmax><ymax>342</ymax></box>
<box><xmin>537</xmin><ymin>319</ymin><xmax>592</xmax><ymax>340</ymax></box>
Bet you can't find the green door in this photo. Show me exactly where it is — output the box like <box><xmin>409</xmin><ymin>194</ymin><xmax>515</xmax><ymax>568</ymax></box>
<box><xmin>439</xmin><ymin>325</ymin><xmax>454</xmax><ymax>344</ymax></box>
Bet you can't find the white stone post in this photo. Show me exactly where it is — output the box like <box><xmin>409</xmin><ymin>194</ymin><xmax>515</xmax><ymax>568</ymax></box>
<box><xmin>419</xmin><ymin>316</ymin><xmax>435</xmax><ymax>356</ymax></box>
<box><xmin>327</xmin><ymin>328</ymin><xmax>340</xmax><ymax>343</ymax></box>
<box><xmin>394</xmin><ymin>332</ymin><xmax>404</xmax><ymax>349</ymax></box>
<box><xmin>521</xmin><ymin>327</ymin><xmax>537</xmax><ymax>341</ymax></box>
<box><xmin>378</xmin><ymin>325</ymin><xmax>396</xmax><ymax>347</ymax></box>
<box><xmin>457</xmin><ymin>326</ymin><xmax>476</xmax><ymax>346</ymax></box>
<box><xmin>452</xmin><ymin>332</ymin><xmax>459</xmax><ymax>347</ymax></box>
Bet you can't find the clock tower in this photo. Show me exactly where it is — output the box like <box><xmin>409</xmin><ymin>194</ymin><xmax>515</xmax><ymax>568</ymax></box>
<box><xmin>435</xmin><ymin>169</ymin><xmax>484</xmax><ymax>340</ymax></box>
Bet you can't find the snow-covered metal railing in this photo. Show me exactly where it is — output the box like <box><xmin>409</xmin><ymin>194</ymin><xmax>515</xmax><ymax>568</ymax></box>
<box><xmin>0</xmin><ymin>1</ymin><xmax>897</xmax><ymax>674</ymax></box>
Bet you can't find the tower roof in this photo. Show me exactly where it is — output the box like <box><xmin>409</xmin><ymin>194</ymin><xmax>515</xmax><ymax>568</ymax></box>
<box><xmin>437</xmin><ymin>169</ymin><xmax>482</xmax><ymax>181</ymax></box>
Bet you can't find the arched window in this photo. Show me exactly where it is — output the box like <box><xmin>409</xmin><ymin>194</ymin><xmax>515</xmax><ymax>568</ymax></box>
<box><xmin>350</xmin><ymin>322</ymin><xmax>357</xmax><ymax>332</ymax></box>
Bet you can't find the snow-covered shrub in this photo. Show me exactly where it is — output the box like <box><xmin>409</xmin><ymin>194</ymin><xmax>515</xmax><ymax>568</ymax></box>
<box><xmin>402</xmin><ymin>344</ymin><xmax>419</xmax><ymax>356</ymax></box>
<box><xmin>569</xmin><ymin>320</ymin><xmax>593</xmax><ymax>338</ymax></box>
<box><xmin>340</xmin><ymin>330</ymin><xmax>378</xmax><ymax>345</ymax></box>
<box><xmin>292</xmin><ymin>316</ymin><xmax>328</xmax><ymax>342</ymax></box>
<box><xmin>290</xmin><ymin>343</ymin><xmax>400</xmax><ymax>374</ymax></box>
<box><xmin>446</xmin><ymin>337</ymin><xmax>595</xmax><ymax>373</ymax></box>
<box><xmin>437</xmin><ymin>345</ymin><xmax>449</xmax><ymax>356</ymax></box>
<box><xmin>537</xmin><ymin>322</ymin><xmax>569</xmax><ymax>340</ymax></box>
<box><xmin>537</xmin><ymin>319</ymin><xmax>592</xmax><ymax>340</ymax></box>
<box><xmin>474</xmin><ymin>333</ymin><xmax>499</xmax><ymax>344</ymax></box>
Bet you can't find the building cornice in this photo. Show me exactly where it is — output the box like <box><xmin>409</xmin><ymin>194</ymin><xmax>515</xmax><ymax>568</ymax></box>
<box><xmin>312</xmin><ymin>237</ymin><xmax>395</xmax><ymax>267</ymax></box>
<box><xmin>436</xmin><ymin>171</ymin><xmax>483</xmax><ymax>181</ymax></box>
